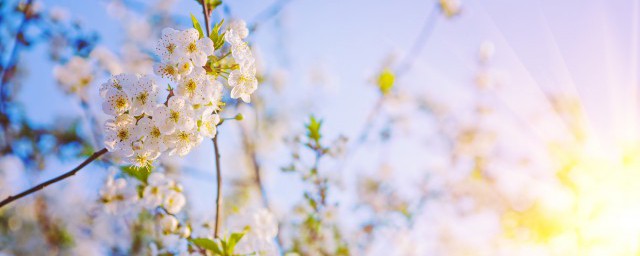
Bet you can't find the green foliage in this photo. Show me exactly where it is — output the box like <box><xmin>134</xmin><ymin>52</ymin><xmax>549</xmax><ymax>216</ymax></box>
<box><xmin>190</xmin><ymin>231</ymin><xmax>246</xmax><ymax>256</ymax></box>
<box><xmin>120</xmin><ymin>165</ymin><xmax>152</xmax><ymax>184</ymax></box>
<box><xmin>191</xmin><ymin>14</ymin><xmax>204</xmax><ymax>39</ymax></box>
<box><xmin>195</xmin><ymin>0</ymin><xmax>223</xmax><ymax>11</ymax></box>
<box><xmin>377</xmin><ymin>68</ymin><xmax>395</xmax><ymax>95</ymax></box>
<box><xmin>191</xmin><ymin>238</ymin><xmax>223</xmax><ymax>254</ymax></box>
<box><xmin>305</xmin><ymin>115</ymin><xmax>323</xmax><ymax>148</ymax></box>
<box><xmin>210</xmin><ymin>19</ymin><xmax>226</xmax><ymax>50</ymax></box>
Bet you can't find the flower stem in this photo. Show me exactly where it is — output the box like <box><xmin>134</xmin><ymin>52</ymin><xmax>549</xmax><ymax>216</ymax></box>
<box><xmin>212</xmin><ymin>135</ymin><xmax>222</xmax><ymax>238</ymax></box>
<box><xmin>201</xmin><ymin>0</ymin><xmax>211</xmax><ymax>37</ymax></box>
<box><xmin>0</xmin><ymin>148</ymin><xmax>108</xmax><ymax>209</ymax></box>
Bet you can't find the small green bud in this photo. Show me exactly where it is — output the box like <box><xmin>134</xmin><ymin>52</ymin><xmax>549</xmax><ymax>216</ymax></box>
<box><xmin>235</xmin><ymin>113</ymin><xmax>244</xmax><ymax>121</ymax></box>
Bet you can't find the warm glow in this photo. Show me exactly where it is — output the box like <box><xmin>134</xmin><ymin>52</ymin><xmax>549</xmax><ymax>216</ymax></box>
<box><xmin>504</xmin><ymin>140</ymin><xmax>640</xmax><ymax>255</ymax></box>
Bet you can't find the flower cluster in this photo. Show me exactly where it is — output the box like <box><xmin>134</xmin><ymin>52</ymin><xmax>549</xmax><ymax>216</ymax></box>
<box><xmin>100</xmin><ymin>23</ymin><xmax>257</xmax><ymax>167</ymax></box>
<box><xmin>99</xmin><ymin>169</ymin><xmax>138</xmax><ymax>214</ymax></box>
<box><xmin>53</xmin><ymin>56</ymin><xmax>95</xmax><ymax>100</ymax></box>
<box><xmin>225</xmin><ymin>22</ymin><xmax>258</xmax><ymax>103</ymax></box>
<box><xmin>142</xmin><ymin>172</ymin><xmax>186</xmax><ymax>214</ymax></box>
<box><xmin>99</xmin><ymin>171</ymin><xmax>186</xmax><ymax>215</ymax></box>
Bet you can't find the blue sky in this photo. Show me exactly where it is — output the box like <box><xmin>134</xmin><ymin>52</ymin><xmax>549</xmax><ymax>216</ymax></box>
<box><xmin>11</xmin><ymin>0</ymin><xmax>640</xmax><ymax>228</ymax></box>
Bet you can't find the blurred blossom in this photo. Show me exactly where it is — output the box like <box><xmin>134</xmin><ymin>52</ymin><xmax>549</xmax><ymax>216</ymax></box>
<box><xmin>478</xmin><ymin>41</ymin><xmax>495</xmax><ymax>63</ymax></box>
<box><xmin>90</xmin><ymin>46</ymin><xmax>123</xmax><ymax>75</ymax></box>
<box><xmin>99</xmin><ymin>168</ymin><xmax>138</xmax><ymax>215</ymax></box>
<box><xmin>49</xmin><ymin>6</ymin><xmax>69</xmax><ymax>22</ymax></box>
<box><xmin>0</xmin><ymin>155</ymin><xmax>26</xmax><ymax>200</ymax></box>
<box><xmin>53</xmin><ymin>56</ymin><xmax>95</xmax><ymax>101</ymax></box>
<box><xmin>227</xmin><ymin>208</ymin><xmax>279</xmax><ymax>255</ymax></box>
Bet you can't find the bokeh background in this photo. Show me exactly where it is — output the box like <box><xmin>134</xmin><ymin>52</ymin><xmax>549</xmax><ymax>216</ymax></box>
<box><xmin>2</xmin><ymin>0</ymin><xmax>640</xmax><ymax>255</ymax></box>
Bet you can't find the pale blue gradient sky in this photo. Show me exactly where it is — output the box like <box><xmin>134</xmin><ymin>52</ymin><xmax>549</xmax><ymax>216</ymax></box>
<box><xmin>12</xmin><ymin>0</ymin><xmax>640</xmax><ymax>226</ymax></box>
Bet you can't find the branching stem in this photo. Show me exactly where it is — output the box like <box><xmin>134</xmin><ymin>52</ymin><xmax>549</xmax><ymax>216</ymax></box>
<box><xmin>0</xmin><ymin>148</ymin><xmax>108</xmax><ymax>209</ymax></box>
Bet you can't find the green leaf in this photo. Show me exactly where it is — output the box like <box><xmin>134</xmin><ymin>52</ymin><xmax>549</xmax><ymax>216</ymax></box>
<box><xmin>120</xmin><ymin>165</ymin><xmax>152</xmax><ymax>183</ymax></box>
<box><xmin>190</xmin><ymin>238</ymin><xmax>222</xmax><ymax>254</ymax></box>
<box><xmin>215</xmin><ymin>32</ymin><xmax>226</xmax><ymax>50</ymax></box>
<box><xmin>306</xmin><ymin>115</ymin><xmax>322</xmax><ymax>145</ymax></box>
<box><xmin>191</xmin><ymin>14</ymin><xmax>204</xmax><ymax>39</ymax></box>
<box><xmin>377</xmin><ymin>68</ymin><xmax>395</xmax><ymax>95</ymax></box>
<box><xmin>226</xmin><ymin>231</ymin><xmax>246</xmax><ymax>254</ymax></box>
<box><xmin>210</xmin><ymin>19</ymin><xmax>226</xmax><ymax>50</ymax></box>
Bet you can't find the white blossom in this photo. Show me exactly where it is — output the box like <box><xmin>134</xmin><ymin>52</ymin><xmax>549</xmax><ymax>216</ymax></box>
<box><xmin>176</xmin><ymin>67</ymin><xmax>208</xmax><ymax>104</ymax></box>
<box><xmin>177</xmin><ymin>28</ymin><xmax>214</xmax><ymax>66</ymax></box>
<box><xmin>154</xmin><ymin>96</ymin><xmax>195</xmax><ymax>134</ymax></box>
<box><xmin>166</xmin><ymin>127</ymin><xmax>202</xmax><ymax>157</ymax></box>
<box><xmin>228</xmin><ymin>61</ymin><xmax>258</xmax><ymax>103</ymax></box>
<box><xmin>103</xmin><ymin>114</ymin><xmax>138</xmax><ymax>157</ymax></box>
<box><xmin>163</xmin><ymin>190</ymin><xmax>186</xmax><ymax>214</ymax></box>
<box><xmin>126</xmin><ymin>75</ymin><xmax>159</xmax><ymax>116</ymax></box>
<box><xmin>199</xmin><ymin>112</ymin><xmax>220</xmax><ymax>138</ymax></box>
<box><xmin>102</xmin><ymin>87</ymin><xmax>131</xmax><ymax>116</ymax></box>
<box><xmin>156</xmin><ymin>28</ymin><xmax>182</xmax><ymax>63</ymax></box>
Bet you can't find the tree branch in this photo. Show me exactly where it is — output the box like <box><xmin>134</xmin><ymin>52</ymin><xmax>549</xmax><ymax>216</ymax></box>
<box><xmin>0</xmin><ymin>148</ymin><xmax>108</xmax><ymax>209</ymax></box>
<box><xmin>201</xmin><ymin>0</ymin><xmax>211</xmax><ymax>37</ymax></box>
<box><xmin>212</xmin><ymin>135</ymin><xmax>222</xmax><ymax>238</ymax></box>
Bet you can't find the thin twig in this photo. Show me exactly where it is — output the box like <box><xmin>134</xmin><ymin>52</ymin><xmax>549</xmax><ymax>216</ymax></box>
<box><xmin>0</xmin><ymin>148</ymin><xmax>108</xmax><ymax>209</ymax></box>
<box><xmin>249</xmin><ymin>0</ymin><xmax>294</xmax><ymax>32</ymax></box>
<box><xmin>201</xmin><ymin>0</ymin><xmax>211</xmax><ymax>37</ymax></box>
<box><xmin>199</xmin><ymin>0</ymin><xmax>222</xmax><ymax>240</ymax></box>
<box><xmin>212</xmin><ymin>135</ymin><xmax>222</xmax><ymax>238</ymax></box>
<box><xmin>395</xmin><ymin>3</ymin><xmax>440</xmax><ymax>76</ymax></box>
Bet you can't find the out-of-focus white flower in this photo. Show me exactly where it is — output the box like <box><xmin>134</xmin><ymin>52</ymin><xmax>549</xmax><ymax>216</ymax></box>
<box><xmin>143</xmin><ymin>172</ymin><xmax>170</xmax><ymax>208</ymax></box>
<box><xmin>163</xmin><ymin>190</ymin><xmax>186</xmax><ymax>214</ymax></box>
<box><xmin>49</xmin><ymin>6</ymin><xmax>69</xmax><ymax>22</ymax></box>
<box><xmin>0</xmin><ymin>155</ymin><xmax>25</xmax><ymax>200</ymax></box>
<box><xmin>99</xmin><ymin>170</ymin><xmax>137</xmax><ymax>214</ymax></box>
<box><xmin>90</xmin><ymin>46</ymin><xmax>123</xmax><ymax>75</ymax></box>
<box><xmin>160</xmin><ymin>214</ymin><xmax>179</xmax><ymax>234</ymax></box>
<box><xmin>53</xmin><ymin>56</ymin><xmax>95</xmax><ymax>99</ymax></box>
<box><xmin>229</xmin><ymin>19</ymin><xmax>249</xmax><ymax>39</ymax></box>
<box><xmin>179</xmin><ymin>225</ymin><xmax>191</xmax><ymax>238</ymax></box>
<box><xmin>478</xmin><ymin>41</ymin><xmax>495</xmax><ymax>63</ymax></box>
<box><xmin>228</xmin><ymin>208</ymin><xmax>279</xmax><ymax>255</ymax></box>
